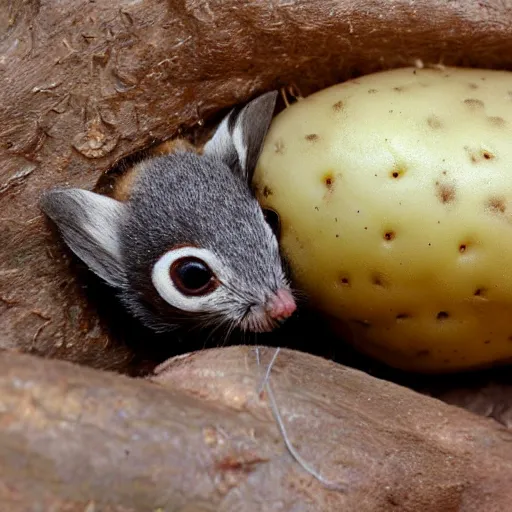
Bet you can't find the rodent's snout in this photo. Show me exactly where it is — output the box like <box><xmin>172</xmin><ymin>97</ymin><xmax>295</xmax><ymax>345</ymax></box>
<box><xmin>240</xmin><ymin>288</ymin><xmax>296</xmax><ymax>332</ymax></box>
<box><xmin>265</xmin><ymin>288</ymin><xmax>296</xmax><ymax>321</ymax></box>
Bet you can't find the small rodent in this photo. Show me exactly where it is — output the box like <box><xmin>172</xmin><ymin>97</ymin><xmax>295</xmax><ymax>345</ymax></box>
<box><xmin>40</xmin><ymin>91</ymin><xmax>296</xmax><ymax>334</ymax></box>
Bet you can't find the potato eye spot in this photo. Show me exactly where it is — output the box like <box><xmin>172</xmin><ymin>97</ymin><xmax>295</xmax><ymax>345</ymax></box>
<box><xmin>465</xmin><ymin>146</ymin><xmax>496</xmax><ymax>163</ymax></box>
<box><xmin>323</xmin><ymin>173</ymin><xmax>334</xmax><ymax>188</ymax></box>
<box><xmin>390</xmin><ymin>165</ymin><xmax>406</xmax><ymax>179</ymax></box>
<box><xmin>474</xmin><ymin>288</ymin><xmax>487</xmax><ymax>298</ymax></box>
<box><xmin>339</xmin><ymin>276</ymin><xmax>350</xmax><ymax>286</ymax></box>
<box><xmin>384</xmin><ymin>231</ymin><xmax>395</xmax><ymax>241</ymax></box>
<box><xmin>463</xmin><ymin>98</ymin><xmax>484</xmax><ymax>109</ymax></box>
<box><xmin>305</xmin><ymin>134</ymin><xmax>319</xmax><ymax>142</ymax></box>
<box><xmin>436</xmin><ymin>311</ymin><xmax>449</xmax><ymax>320</ymax></box>
<box><xmin>488</xmin><ymin>116</ymin><xmax>506</xmax><ymax>127</ymax></box>
<box><xmin>436</xmin><ymin>182</ymin><xmax>456</xmax><ymax>204</ymax></box>
<box><xmin>458</xmin><ymin>238</ymin><xmax>476</xmax><ymax>254</ymax></box>
<box><xmin>332</xmin><ymin>100</ymin><xmax>344</xmax><ymax>111</ymax></box>
<box><xmin>371</xmin><ymin>272</ymin><xmax>389</xmax><ymax>288</ymax></box>
<box><xmin>485</xmin><ymin>197</ymin><xmax>506</xmax><ymax>214</ymax></box>
<box><xmin>427</xmin><ymin>115</ymin><xmax>443</xmax><ymax>129</ymax></box>
<box><xmin>396</xmin><ymin>313</ymin><xmax>410</xmax><ymax>320</ymax></box>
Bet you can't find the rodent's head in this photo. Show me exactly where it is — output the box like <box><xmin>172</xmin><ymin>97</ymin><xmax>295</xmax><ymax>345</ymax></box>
<box><xmin>40</xmin><ymin>91</ymin><xmax>296</xmax><ymax>334</ymax></box>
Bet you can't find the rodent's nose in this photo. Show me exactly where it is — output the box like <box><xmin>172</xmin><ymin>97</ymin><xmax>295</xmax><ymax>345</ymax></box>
<box><xmin>266</xmin><ymin>288</ymin><xmax>297</xmax><ymax>321</ymax></box>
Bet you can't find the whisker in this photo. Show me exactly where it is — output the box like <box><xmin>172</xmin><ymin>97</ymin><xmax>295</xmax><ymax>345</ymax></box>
<box><xmin>223</xmin><ymin>319</ymin><xmax>237</xmax><ymax>346</ymax></box>
<box><xmin>206</xmin><ymin>318</ymin><xmax>230</xmax><ymax>345</ymax></box>
<box><xmin>255</xmin><ymin>347</ymin><xmax>347</xmax><ymax>492</ymax></box>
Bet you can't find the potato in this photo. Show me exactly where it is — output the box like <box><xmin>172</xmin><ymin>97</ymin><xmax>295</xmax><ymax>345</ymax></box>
<box><xmin>254</xmin><ymin>66</ymin><xmax>512</xmax><ymax>373</ymax></box>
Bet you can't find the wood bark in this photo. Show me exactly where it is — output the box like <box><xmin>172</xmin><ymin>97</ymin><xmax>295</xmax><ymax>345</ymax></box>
<box><xmin>2</xmin><ymin>0</ymin><xmax>512</xmax><ymax>373</ymax></box>
<box><xmin>0</xmin><ymin>346</ymin><xmax>510</xmax><ymax>511</ymax></box>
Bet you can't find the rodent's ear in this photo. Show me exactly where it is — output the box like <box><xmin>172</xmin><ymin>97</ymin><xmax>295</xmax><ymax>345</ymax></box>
<box><xmin>203</xmin><ymin>90</ymin><xmax>278</xmax><ymax>183</ymax></box>
<box><xmin>40</xmin><ymin>188</ymin><xmax>128</xmax><ymax>289</ymax></box>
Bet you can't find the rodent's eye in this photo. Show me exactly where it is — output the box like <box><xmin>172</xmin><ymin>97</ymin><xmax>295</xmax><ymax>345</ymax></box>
<box><xmin>152</xmin><ymin>246</ymin><xmax>224</xmax><ymax>311</ymax></box>
<box><xmin>262</xmin><ymin>208</ymin><xmax>281</xmax><ymax>239</ymax></box>
<box><xmin>170</xmin><ymin>257</ymin><xmax>217</xmax><ymax>296</ymax></box>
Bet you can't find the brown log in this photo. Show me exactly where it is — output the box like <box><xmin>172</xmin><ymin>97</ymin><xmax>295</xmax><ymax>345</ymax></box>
<box><xmin>2</xmin><ymin>0</ymin><xmax>512</xmax><ymax>373</ymax></box>
<box><xmin>0</xmin><ymin>346</ymin><xmax>510</xmax><ymax>511</ymax></box>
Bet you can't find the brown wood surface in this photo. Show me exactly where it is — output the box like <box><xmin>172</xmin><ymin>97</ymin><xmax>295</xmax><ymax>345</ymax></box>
<box><xmin>0</xmin><ymin>346</ymin><xmax>510</xmax><ymax>511</ymax></box>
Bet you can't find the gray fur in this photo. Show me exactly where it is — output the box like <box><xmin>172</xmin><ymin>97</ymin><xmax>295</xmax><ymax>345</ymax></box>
<box><xmin>40</xmin><ymin>91</ymin><xmax>286</xmax><ymax>332</ymax></box>
<box><xmin>119</xmin><ymin>151</ymin><xmax>284</xmax><ymax>331</ymax></box>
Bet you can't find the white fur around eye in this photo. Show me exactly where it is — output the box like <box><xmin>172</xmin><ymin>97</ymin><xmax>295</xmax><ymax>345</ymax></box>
<box><xmin>151</xmin><ymin>247</ymin><xmax>229</xmax><ymax>313</ymax></box>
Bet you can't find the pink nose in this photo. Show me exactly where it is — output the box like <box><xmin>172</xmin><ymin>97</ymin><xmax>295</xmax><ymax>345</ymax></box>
<box><xmin>266</xmin><ymin>288</ymin><xmax>297</xmax><ymax>321</ymax></box>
